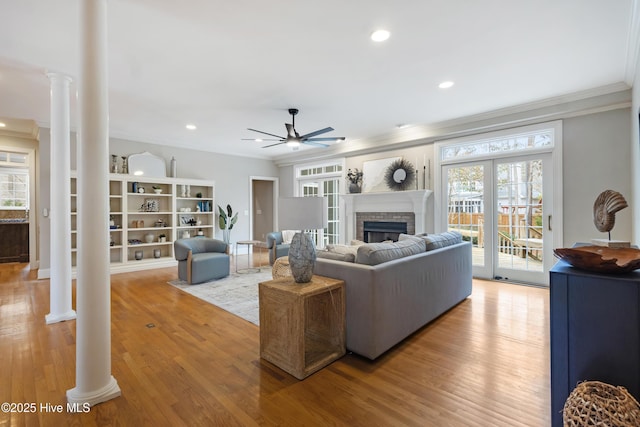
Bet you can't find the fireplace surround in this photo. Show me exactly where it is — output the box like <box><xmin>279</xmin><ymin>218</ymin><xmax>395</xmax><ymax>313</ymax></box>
<box><xmin>342</xmin><ymin>190</ymin><xmax>432</xmax><ymax>243</ymax></box>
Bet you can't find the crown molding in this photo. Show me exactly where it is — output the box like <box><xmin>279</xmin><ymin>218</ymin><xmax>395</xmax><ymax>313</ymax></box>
<box><xmin>274</xmin><ymin>84</ymin><xmax>631</xmax><ymax>168</ymax></box>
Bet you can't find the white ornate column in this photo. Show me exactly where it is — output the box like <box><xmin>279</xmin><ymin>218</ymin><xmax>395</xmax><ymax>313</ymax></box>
<box><xmin>67</xmin><ymin>0</ymin><xmax>121</xmax><ymax>406</ymax></box>
<box><xmin>46</xmin><ymin>72</ymin><xmax>76</xmax><ymax>324</ymax></box>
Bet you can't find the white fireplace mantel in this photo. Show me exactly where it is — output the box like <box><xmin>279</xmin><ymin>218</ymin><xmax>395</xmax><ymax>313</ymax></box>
<box><xmin>342</xmin><ymin>189</ymin><xmax>432</xmax><ymax>242</ymax></box>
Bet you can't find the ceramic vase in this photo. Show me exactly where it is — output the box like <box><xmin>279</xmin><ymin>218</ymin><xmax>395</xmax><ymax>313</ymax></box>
<box><xmin>288</xmin><ymin>232</ymin><xmax>317</xmax><ymax>283</ymax></box>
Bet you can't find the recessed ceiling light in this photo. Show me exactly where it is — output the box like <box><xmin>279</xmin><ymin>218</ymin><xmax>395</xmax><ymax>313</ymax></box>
<box><xmin>185</xmin><ymin>124</ymin><xmax>197</xmax><ymax>130</ymax></box>
<box><xmin>439</xmin><ymin>81</ymin><xmax>455</xmax><ymax>89</ymax></box>
<box><xmin>255</xmin><ymin>138</ymin><xmax>263</xmax><ymax>142</ymax></box>
<box><xmin>371</xmin><ymin>30</ymin><xmax>390</xmax><ymax>42</ymax></box>
<box><xmin>0</xmin><ymin>122</ymin><xmax>6</xmax><ymax>128</ymax></box>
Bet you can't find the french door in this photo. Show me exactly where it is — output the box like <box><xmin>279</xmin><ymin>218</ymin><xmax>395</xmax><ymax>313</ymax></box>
<box><xmin>299</xmin><ymin>178</ymin><xmax>341</xmax><ymax>248</ymax></box>
<box><xmin>444</xmin><ymin>153</ymin><xmax>554</xmax><ymax>285</ymax></box>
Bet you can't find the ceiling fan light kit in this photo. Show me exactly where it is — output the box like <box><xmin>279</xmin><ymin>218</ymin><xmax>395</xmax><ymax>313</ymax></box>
<box><xmin>244</xmin><ymin>108</ymin><xmax>345</xmax><ymax>149</ymax></box>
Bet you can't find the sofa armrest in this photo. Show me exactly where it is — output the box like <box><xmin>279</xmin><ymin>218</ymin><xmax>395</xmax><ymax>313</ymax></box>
<box><xmin>266</xmin><ymin>232</ymin><xmax>283</xmax><ymax>249</ymax></box>
<box><xmin>174</xmin><ymin>239</ymin><xmax>192</xmax><ymax>261</ymax></box>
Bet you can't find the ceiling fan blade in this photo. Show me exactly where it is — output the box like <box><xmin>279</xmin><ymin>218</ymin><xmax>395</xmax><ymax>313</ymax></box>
<box><xmin>247</xmin><ymin>128</ymin><xmax>285</xmax><ymax>139</ymax></box>
<box><xmin>261</xmin><ymin>141</ymin><xmax>286</xmax><ymax>148</ymax></box>
<box><xmin>305</xmin><ymin>137</ymin><xmax>346</xmax><ymax>142</ymax></box>
<box><xmin>302</xmin><ymin>141</ymin><xmax>329</xmax><ymax>148</ymax></box>
<box><xmin>299</xmin><ymin>127</ymin><xmax>334</xmax><ymax>139</ymax></box>
<box><xmin>242</xmin><ymin>138</ymin><xmax>282</xmax><ymax>141</ymax></box>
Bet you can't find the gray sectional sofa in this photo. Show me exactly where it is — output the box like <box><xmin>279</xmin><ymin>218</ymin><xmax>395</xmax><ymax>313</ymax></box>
<box><xmin>314</xmin><ymin>232</ymin><xmax>472</xmax><ymax>360</ymax></box>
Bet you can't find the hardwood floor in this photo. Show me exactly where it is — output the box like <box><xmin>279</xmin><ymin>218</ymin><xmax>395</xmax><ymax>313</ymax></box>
<box><xmin>0</xmin><ymin>256</ymin><xmax>550</xmax><ymax>426</ymax></box>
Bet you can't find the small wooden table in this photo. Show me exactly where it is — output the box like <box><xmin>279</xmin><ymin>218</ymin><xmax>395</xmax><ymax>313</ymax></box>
<box><xmin>259</xmin><ymin>275</ymin><xmax>345</xmax><ymax>380</ymax></box>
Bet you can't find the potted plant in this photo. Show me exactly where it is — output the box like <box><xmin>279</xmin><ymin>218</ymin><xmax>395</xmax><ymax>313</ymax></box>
<box><xmin>218</xmin><ymin>204</ymin><xmax>238</xmax><ymax>251</ymax></box>
<box><xmin>158</xmin><ymin>233</ymin><xmax>166</xmax><ymax>243</ymax></box>
<box><xmin>346</xmin><ymin>168</ymin><xmax>363</xmax><ymax>193</ymax></box>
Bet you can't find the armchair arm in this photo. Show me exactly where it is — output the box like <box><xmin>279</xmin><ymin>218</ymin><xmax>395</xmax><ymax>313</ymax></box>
<box><xmin>266</xmin><ymin>232</ymin><xmax>283</xmax><ymax>249</ymax></box>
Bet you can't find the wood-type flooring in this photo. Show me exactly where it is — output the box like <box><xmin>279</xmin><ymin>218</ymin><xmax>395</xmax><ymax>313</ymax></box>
<box><xmin>0</xmin><ymin>254</ymin><xmax>550</xmax><ymax>426</ymax></box>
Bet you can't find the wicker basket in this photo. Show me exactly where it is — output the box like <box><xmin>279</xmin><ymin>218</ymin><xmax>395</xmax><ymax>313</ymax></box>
<box><xmin>272</xmin><ymin>256</ymin><xmax>292</xmax><ymax>279</ymax></box>
<box><xmin>563</xmin><ymin>381</ymin><xmax>640</xmax><ymax>427</ymax></box>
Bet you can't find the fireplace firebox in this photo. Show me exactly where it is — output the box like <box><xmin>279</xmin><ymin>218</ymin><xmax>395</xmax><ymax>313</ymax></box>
<box><xmin>363</xmin><ymin>221</ymin><xmax>408</xmax><ymax>243</ymax></box>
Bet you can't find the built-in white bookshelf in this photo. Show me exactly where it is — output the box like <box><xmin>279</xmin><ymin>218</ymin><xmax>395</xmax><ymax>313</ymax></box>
<box><xmin>70</xmin><ymin>172</ymin><xmax>215</xmax><ymax>273</ymax></box>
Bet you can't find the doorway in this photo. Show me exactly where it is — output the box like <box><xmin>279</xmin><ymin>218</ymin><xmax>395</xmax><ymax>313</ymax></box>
<box><xmin>435</xmin><ymin>121</ymin><xmax>563</xmax><ymax>286</ymax></box>
<box><xmin>250</xmin><ymin>176</ymin><xmax>278</xmax><ymax>242</ymax></box>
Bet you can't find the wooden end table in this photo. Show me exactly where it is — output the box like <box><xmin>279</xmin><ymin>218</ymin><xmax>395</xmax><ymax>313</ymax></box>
<box><xmin>259</xmin><ymin>275</ymin><xmax>345</xmax><ymax>380</ymax></box>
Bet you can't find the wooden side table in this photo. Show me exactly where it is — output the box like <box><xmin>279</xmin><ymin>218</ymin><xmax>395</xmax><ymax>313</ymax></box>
<box><xmin>259</xmin><ymin>275</ymin><xmax>345</xmax><ymax>380</ymax></box>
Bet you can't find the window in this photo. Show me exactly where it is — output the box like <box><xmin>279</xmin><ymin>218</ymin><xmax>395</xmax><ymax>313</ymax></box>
<box><xmin>295</xmin><ymin>160</ymin><xmax>345</xmax><ymax>246</ymax></box>
<box><xmin>0</xmin><ymin>169</ymin><xmax>29</xmax><ymax>209</ymax></box>
<box><xmin>441</xmin><ymin>129</ymin><xmax>554</xmax><ymax>162</ymax></box>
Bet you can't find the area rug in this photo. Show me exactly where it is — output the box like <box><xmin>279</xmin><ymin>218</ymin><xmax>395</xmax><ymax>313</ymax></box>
<box><xmin>168</xmin><ymin>269</ymin><xmax>273</xmax><ymax>325</ymax></box>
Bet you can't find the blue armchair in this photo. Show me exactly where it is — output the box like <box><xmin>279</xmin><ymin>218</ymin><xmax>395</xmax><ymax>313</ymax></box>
<box><xmin>174</xmin><ymin>238</ymin><xmax>230</xmax><ymax>284</ymax></box>
<box><xmin>266</xmin><ymin>231</ymin><xmax>290</xmax><ymax>265</ymax></box>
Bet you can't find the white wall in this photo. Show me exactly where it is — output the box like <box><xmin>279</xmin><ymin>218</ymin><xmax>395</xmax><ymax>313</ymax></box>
<box><xmin>562</xmin><ymin>109</ymin><xmax>632</xmax><ymax>245</ymax></box>
<box><xmin>278</xmin><ymin>107</ymin><xmax>633</xmax><ymax>247</ymax></box>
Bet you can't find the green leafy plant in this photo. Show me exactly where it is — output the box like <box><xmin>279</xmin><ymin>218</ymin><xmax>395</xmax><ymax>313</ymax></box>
<box><xmin>218</xmin><ymin>204</ymin><xmax>238</xmax><ymax>230</ymax></box>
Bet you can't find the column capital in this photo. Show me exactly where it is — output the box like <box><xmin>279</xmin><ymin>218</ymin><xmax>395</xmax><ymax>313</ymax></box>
<box><xmin>46</xmin><ymin>71</ymin><xmax>73</xmax><ymax>84</ymax></box>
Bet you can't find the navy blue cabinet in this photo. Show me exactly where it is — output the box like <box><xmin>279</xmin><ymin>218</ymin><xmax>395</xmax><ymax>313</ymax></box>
<box><xmin>550</xmin><ymin>259</ymin><xmax>640</xmax><ymax>427</ymax></box>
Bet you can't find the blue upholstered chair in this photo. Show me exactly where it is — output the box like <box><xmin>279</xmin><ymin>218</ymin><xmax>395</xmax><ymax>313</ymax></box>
<box><xmin>266</xmin><ymin>231</ymin><xmax>290</xmax><ymax>265</ymax></box>
<box><xmin>174</xmin><ymin>238</ymin><xmax>230</xmax><ymax>284</ymax></box>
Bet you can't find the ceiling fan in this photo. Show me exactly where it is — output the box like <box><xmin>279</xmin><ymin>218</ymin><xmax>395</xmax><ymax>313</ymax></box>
<box><xmin>244</xmin><ymin>108</ymin><xmax>345</xmax><ymax>149</ymax></box>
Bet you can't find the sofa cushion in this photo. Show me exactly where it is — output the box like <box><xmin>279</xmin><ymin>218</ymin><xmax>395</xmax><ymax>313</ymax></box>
<box><xmin>419</xmin><ymin>231</ymin><xmax>463</xmax><ymax>251</ymax></box>
<box><xmin>317</xmin><ymin>250</ymin><xmax>356</xmax><ymax>262</ymax></box>
<box><xmin>355</xmin><ymin>238</ymin><xmax>426</xmax><ymax>265</ymax></box>
<box><xmin>326</xmin><ymin>243</ymin><xmax>359</xmax><ymax>256</ymax></box>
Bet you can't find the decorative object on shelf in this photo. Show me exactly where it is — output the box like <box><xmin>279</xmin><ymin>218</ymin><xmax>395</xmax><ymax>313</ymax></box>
<box><xmin>110</xmin><ymin>236</ymin><xmax>114</xmax><ymax>246</ymax></box>
<box><xmin>182</xmin><ymin>230</ymin><xmax>190</xmax><ymax>239</ymax></box>
<box><xmin>384</xmin><ymin>158</ymin><xmax>416</xmax><ymax>191</ymax></box>
<box><xmin>140</xmin><ymin>199</ymin><xmax>159</xmax><ymax>212</ymax></box>
<box><xmin>109</xmin><ymin>215</ymin><xmax>115</xmax><ymax>227</ymax></box>
<box><xmin>137</xmin><ymin>186</ymin><xmax>145</xmax><ymax>193</ymax></box>
<box><xmin>121</xmin><ymin>156</ymin><xmax>128</xmax><ymax>174</ymax></box>
<box><xmin>197</xmin><ymin>229</ymin><xmax>204</xmax><ymax>236</ymax></box>
<box><xmin>180</xmin><ymin>216</ymin><xmax>195</xmax><ymax>226</ymax></box>
<box><xmin>144</xmin><ymin>233</ymin><xmax>154</xmax><ymax>244</ymax></box>
<box><xmin>591</xmin><ymin>190</ymin><xmax>630</xmax><ymax>247</ymax></box>
<box><xmin>128</xmin><ymin>151</ymin><xmax>166</xmax><ymax>177</ymax></box>
<box><xmin>553</xmin><ymin>245</ymin><xmax>640</xmax><ymax>274</ymax></box>
<box><xmin>196</xmin><ymin>192</ymin><xmax>203</xmax><ymax>198</ymax></box>
<box><xmin>153</xmin><ymin>249</ymin><xmax>161</xmax><ymax>258</ymax></box>
<box><xmin>152</xmin><ymin>186</ymin><xmax>162</xmax><ymax>194</ymax></box>
<box><xmin>186</xmin><ymin>185</ymin><xmax>191</xmax><ymax>197</ymax></box>
<box><xmin>362</xmin><ymin>156</ymin><xmax>401</xmax><ymax>193</ymax></box>
<box><xmin>128</xmin><ymin>239</ymin><xmax>142</xmax><ymax>245</ymax></box>
<box><xmin>134</xmin><ymin>250</ymin><xmax>143</xmax><ymax>260</ymax></box>
<box><xmin>346</xmin><ymin>168</ymin><xmax>363</xmax><ymax>193</ymax></box>
<box><xmin>218</xmin><ymin>204</ymin><xmax>238</xmax><ymax>247</ymax></box>
<box><xmin>278</xmin><ymin>197</ymin><xmax>328</xmax><ymax>283</ymax></box>
<box><xmin>154</xmin><ymin>219</ymin><xmax>165</xmax><ymax>227</ymax></box>
<box><xmin>170</xmin><ymin>156</ymin><xmax>177</xmax><ymax>178</ymax></box>
<box><xmin>562</xmin><ymin>380</ymin><xmax>640</xmax><ymax>427</ymax></box>
<box><xmin>181</xmin><ymin>185</ymin><xmax>187</xmax><ymax>198</ymax></box>
<box><xmin>111</xmin><ymin>155</ymin><xmax>119</xmax><ymax>173</ymax></box>
<box><xmin>197</xmin><ymin>201</ymin><xmax>210</xmax><ymax>212</ymax></box>
<box><xmin>132</xmin><ymin>182</ymin><xmax>138</xmax><ymax>193</ymax></box>
<box><xmin>137</xmin><ymin>220</ymin><xmax>145</xmax><ymax>228</ymax></box>
<box><xmin>158</xmin><ymin>234</ymin><xmax>166</xmax><ymax>243</ymax></box>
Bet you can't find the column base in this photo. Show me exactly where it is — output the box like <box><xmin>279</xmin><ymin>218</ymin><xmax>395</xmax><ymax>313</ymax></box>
<box><xmin>66</xmin><ymin>376</ymin><xmax>121</xmax><ymax>408</ymax></box>
<box><xmin>45</xmin><ymin>310</ymin><xmax>77</xmax><ymax>324</ymax></box>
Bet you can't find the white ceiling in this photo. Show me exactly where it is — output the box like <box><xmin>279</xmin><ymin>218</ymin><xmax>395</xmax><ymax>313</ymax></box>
<box><xmin>0</xmin><ymin>0</ymin><xmax>636</xmax><ymax>160</ymax></box>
